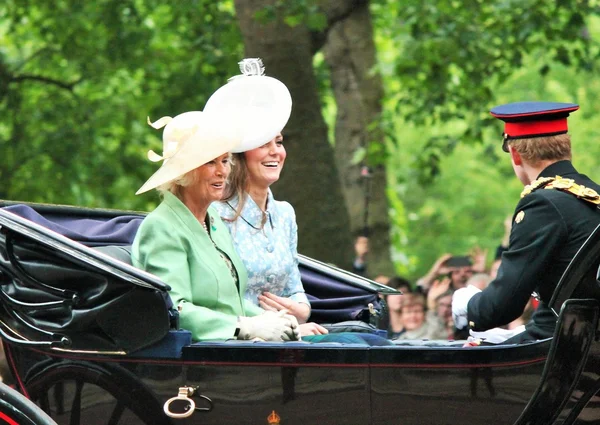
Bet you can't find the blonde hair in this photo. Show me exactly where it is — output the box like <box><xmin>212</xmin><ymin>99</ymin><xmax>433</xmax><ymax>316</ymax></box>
<box><xmin>508</xmin><ymin>133</ymin><xmax>572</xmax><ymax>166</ymax></box>
<box><xmin>156</xmin><ymin>169</ymin><xmax>201</xmax><ymax>198</ymax></box>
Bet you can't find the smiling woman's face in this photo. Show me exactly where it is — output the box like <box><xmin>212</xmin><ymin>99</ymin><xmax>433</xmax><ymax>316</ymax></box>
<box><xmin>244</xmin><ymin>133</ymin><xmax>286</xmax><ymax>188</ymax></box>
<box><xmin>192</xmin><ymin>153</ymin><xmax>231</xmax><ymax>203</ymax></box>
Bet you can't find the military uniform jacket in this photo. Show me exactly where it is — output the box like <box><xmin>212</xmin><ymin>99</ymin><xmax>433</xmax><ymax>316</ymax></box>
<box><xmin>132</xmin><ymin>191</ymin><xmax>263</xmax><ymax>342</ymax></box>
<box><xmin>467</xmin><ymin>160</ymin><xmax>600</xmax><ymax>340</ymax></box>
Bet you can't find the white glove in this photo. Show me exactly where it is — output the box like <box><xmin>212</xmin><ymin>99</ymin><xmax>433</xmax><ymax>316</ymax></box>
<box><xmin>452</xmin><ymin>285</ymin><xmax>481</xmax><ymax>330</ymax></box>
<box><xmin>237</xmin><ymin>310</ymin><xmax>300</xmax><ymax>342</ymax></box>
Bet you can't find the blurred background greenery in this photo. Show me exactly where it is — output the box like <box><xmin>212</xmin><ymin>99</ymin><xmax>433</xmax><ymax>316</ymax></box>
<box><xmin>1</xmin><ymin>0</ymin><xmax>599</xmax><ymax>280</ymax></box>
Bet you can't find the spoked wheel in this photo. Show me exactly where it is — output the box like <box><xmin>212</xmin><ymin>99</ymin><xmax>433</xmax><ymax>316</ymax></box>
<box><xmin>25</xmin><ymin>361</ymin><xmax>170</xmax><ymax>425</ymax></box>
<box><xmin>0</xmin><ymin>382</ymin><xmax>57</xmax><ymax>425</ymax></box>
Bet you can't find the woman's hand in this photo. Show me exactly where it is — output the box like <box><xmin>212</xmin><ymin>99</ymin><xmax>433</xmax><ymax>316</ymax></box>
<box><xmin>298</xmin><ymin>322</ymin><xmax>329</xmax><ymax>336</ymax></box>
<box><xmin>237</xmin><ymin>310</ymin><xmax>300</xmax><ymax>341</ymax></box>
<box><xmin>259</xmin><ymin>292</ymin><xmax>311</xmax><ymax>323</ymax></box>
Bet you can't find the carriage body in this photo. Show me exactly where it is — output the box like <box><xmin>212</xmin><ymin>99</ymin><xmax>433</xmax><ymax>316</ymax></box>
<box><xmin>0</xmin><ymin>202</ymin><xmax>599</xmax><ymax>425</ymax></box>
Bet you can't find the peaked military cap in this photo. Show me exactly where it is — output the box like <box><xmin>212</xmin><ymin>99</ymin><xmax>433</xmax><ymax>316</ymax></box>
<box><xmin>490</xmin><ymin>101</ymin><xmax>579</xmax><ymax>152</ymax></box>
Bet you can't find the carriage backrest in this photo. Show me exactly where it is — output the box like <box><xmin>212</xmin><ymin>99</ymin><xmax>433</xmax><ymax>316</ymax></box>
<box><xmin>550</xmin><ymin>223</ymin><xmax>600</xmax><ymax>313</ymax></box>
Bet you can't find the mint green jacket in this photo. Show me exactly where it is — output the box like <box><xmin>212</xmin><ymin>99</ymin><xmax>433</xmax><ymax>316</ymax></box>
<box><xmin>132</xmin><ymin>191</ymin><xmax>263</xmax><ymax>341</ymax></box>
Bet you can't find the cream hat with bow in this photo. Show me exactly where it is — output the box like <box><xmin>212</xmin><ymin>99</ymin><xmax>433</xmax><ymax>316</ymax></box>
<box><xmin>135</xmin><ymin>111</ymin><xmax>241</xmax><ymax>195</ymax></box>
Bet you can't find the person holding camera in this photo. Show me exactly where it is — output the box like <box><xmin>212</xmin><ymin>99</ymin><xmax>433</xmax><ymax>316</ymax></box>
<box><xmin>416</xmin><ymin>252</ymin><xmax>485</xmax><ymax>292</ymax></box>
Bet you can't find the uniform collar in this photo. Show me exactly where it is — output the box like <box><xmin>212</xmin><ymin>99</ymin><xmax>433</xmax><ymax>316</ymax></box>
<box><xmin>537</xmin><ymin>160</ymin><xmax>578</xmax><ymax>179</ymax></box>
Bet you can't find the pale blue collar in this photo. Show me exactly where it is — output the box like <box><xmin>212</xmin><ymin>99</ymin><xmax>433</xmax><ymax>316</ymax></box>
<box><xmin>226</xmin><ymin>189</ymin><xmax>277</xmax><ymax>229</ymax></box>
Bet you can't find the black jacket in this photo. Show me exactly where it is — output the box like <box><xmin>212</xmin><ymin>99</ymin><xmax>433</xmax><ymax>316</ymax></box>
<box><xmin>467</xmin><ymin>160</ymin><xmax>600</xmax><ymax>340</ymax></box>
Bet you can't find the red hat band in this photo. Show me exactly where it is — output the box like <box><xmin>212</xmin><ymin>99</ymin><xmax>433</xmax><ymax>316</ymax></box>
<box><xmin>504</xmin><ymin>118</ymin><xmax>568</xmax><ymax>139</ymax></box>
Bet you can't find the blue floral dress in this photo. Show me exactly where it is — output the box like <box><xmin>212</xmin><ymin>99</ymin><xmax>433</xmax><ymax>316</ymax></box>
<box><xmin>212</xmin><ymin>190</ymin><xmax>310</xmax><ymax>308</ymax></box>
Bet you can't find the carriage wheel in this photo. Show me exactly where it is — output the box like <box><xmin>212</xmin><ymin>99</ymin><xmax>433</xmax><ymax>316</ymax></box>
<box><xmin>0</xmin><ymin>382</ymin><xmax>57</xmax><ymax>425</ymax></box>
<box><xmin>25</xmin><ymin>361</ymin><xmax>169</xmax><ymax>425</ymax></box>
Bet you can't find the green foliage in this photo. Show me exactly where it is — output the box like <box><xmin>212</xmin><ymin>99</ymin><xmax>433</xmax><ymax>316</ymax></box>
<box><xmin>373</xmin><ymin>0</ymin><xmax>595</xmax><ymax>124</ymax></box>
<box><xmin>371</xmin><ymin>0</ymin><xmax>598</xmax><ymax>190</ymax></box>
<box><xmin>388</xmin><ymin>123</ymin><xmax>522</xmax><ymax>279</ymax></box>
<box><xmin>363</xmin><ymin>1</ymin><xmax>600</xmax><ymax>279</ymax></box>
<box><xmin>2</xmin><ymin>0</ymin><xmax>600</xmax><ymax>275</ymax></box>
<box><xmin>384</xmin><ymin>37</ymin><xmax>600</xmax><ymax>280</ymax></box>
<box><xmin>0</xmin><ymin>0</ymin><xmax>242</xmax><ymax>210</ymax></box>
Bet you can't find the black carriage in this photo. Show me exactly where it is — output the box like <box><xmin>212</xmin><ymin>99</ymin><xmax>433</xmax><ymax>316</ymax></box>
<box><xmin>0</xmin><ymin>202</ymin><xmax>599</xmax><ymax>425</ymax></box>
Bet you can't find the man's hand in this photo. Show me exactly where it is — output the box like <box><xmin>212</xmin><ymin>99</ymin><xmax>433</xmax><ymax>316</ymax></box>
<box><xmin>237</xmin><ymin>310</ymin><xmax>300</xmax><ymax>341</ymax></box>
<box><xmin>452</xmin><ymin>285</ymin><xmax>482</xmax><ymax>330</ymax></box>
<box><xmin>259</xmin><ymin>292</ymin><xmax>311</xmax><ymax>323</ymax></box>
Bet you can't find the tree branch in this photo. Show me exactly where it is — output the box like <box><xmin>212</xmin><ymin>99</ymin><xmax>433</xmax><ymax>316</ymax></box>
<box><xmin>10</xmin><ymin>74</ymin><xmax>81</xmax><ymax>91</ymax></box>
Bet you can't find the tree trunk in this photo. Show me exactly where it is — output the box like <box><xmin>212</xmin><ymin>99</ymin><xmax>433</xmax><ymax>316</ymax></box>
<box><xmin>323</xmin><ymin>2</ymin><xmax>394</xmax><ymax>277</ymax></box>
<box><xmin>234</xmin><ymin>0</ymin><xmax>354</xmax><ymax>268</ymax></box>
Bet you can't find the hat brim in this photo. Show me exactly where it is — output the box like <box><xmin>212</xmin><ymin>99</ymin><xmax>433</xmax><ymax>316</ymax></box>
<box><xmin>204</xmin><ymin>76</ymin><xmax>292</xmax><ymax>153</ymax></box>
<box><xmin>136</xmin><ymin>112</ymin><xmax>242</xmax><ymax>195</ymax></box>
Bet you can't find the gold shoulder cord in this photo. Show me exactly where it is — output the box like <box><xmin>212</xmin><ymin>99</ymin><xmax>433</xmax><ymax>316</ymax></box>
<box><xmin>545</xmin><ymin>176</ymin><xmax>600</xmax><ymax>205</ymax></box>
<box><xmin>521</xmin><ymin>175</ymin><xmax>600</xmax><ymax>205</ymax></box>
<box><xmin>520</xmin><ymin>177</ymin><xmax>555</xmax><ymax>198</ymax></box>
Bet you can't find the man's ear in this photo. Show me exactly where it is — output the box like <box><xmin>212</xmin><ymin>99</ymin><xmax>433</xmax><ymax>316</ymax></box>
<box><xmin>509</xmin><ymin>146</ymin><xmax>522</xmax><ymax>166</ymax></box>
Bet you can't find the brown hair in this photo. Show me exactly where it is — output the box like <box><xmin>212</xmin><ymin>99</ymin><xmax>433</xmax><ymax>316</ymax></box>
<box><xmin>221</xmin><ymin>153</ymin><xmax>268</xmax><ymax>226</ymax></box>
<box><xmin>508</xmin><ymin>133</ymin><xmax>572</xmax><ymax>166</ymax></box>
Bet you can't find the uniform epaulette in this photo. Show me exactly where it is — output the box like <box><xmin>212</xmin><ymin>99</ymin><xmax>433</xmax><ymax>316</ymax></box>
<box><xmin>520</xmin><ymin>176</ymin><xmax>555</xmax><ymax>198</ymax></box>
<box><xmin>520</xmin><ymin>175</ymin><xmax>600</xmax><ymax>205</ymax></box>
<box><xmin>545</xmin><ymin>176</ymin><xmax>600</xmax><ymax>205</ymax></box>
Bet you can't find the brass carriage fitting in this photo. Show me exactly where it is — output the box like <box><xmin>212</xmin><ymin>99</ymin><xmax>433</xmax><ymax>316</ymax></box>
<box><xmin>163</xmin><ymin>386</ymin><xmax>196</xmax><ymax>419</ymax></box>
<box><xmin>164</xmin><ymin>386</ymin><xmax>213</xmax><ymax>419</ymax></box>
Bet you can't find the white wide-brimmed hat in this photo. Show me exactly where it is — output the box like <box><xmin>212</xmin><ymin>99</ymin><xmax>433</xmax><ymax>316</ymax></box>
<box><xmin>135</xmin><ymin>111</ymin><xmax>242</xmax><ymax>195</ymax></box>
<box><xmin>204</xmin><ymin>58</ymin><xmax>292</xmax><ymax>153</ymax></box>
